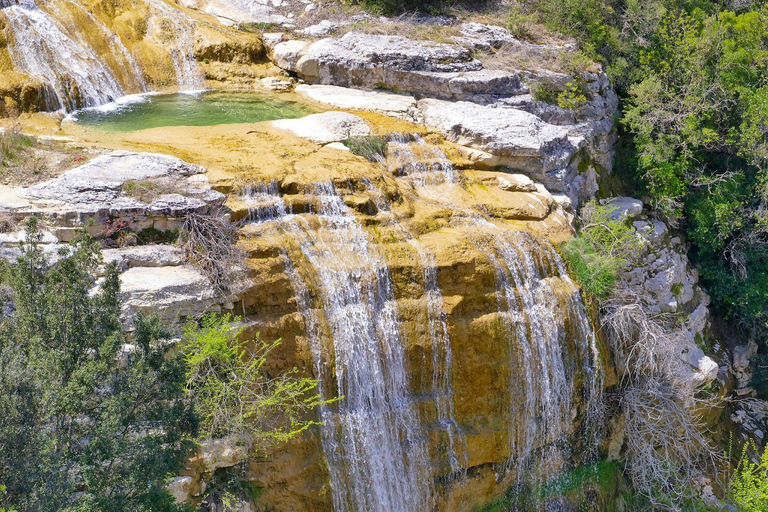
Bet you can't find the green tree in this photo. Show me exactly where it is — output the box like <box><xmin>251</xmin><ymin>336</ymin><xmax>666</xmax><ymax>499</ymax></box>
<box><xmin>183</xmin><ymin>313</ymin><xmax>327</xmax><ymax>445</ymax></box>
<box><xmin>0</xmin><ymin>218</ymin><xmax>196</xmax><ymax>512</ymax></box>
<box><xmin>182</xmin><ymin>314</ymin><xmax>331</xmax><ymax>512</ymax></box>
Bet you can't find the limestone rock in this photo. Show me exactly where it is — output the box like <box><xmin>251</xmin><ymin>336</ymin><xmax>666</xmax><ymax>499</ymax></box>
<box><xmin>295</xmin><ymin>84</ymin><xmax>418</xmax><ymax>120</ymax></box>
<box><xmin>273</xmin><ymin>112</ymin><xmax>370</xmax><ymax>144</ymax></box>
<box><xmin>149</xmin><ymin>194</ymin><xmax>208</xmax><ymax>217</ymax></box>
<box><xmin>262</xmin><ymin>32</ymin><xmax>285</xmax><ymax>51</ymax></box>
<box><xmin>297</xmin><ymin>20</ymin><xmax>337</xmax><ymax>37</ymax></box>
<box><xmin>119</xmin><ymin>266</ymin><xmax>220</xmax><ymax>324</ymax></box>
<box><xmin>19</xmin><ymin>151</ymin><xmax>205</xmax><ymax>205</ymax></box>
<box><xmin>733</xmin><ymin>342</ymin><xmax>758</xmax><ymax>388</ymax></box>
<box><xmin>497</xmin><ymin>174</ymin><xmax>536</xmax><ymax>192</ymax></box>
<box><xmin>280</xmin><ymin>33</ymin><xmax>534</xmax><ymax>102</ymax></box>
<box><xmin>200</xmin><ymin>436</ymin><xmax>249</xmax><ymax>471</ymax></box>
<box><xmin>167</xmin><ymin>476</ymin><xmax>193</xmax><ymax>505</ymax></box>
<box><xmin>102</xmin><ymin>245</ymin><xmax>184</xmax><ymax>271</ymax></box>
<box><xmin>418</xmin><ymin>99</ymin><xmax>574</xmax><ymax>172</ymax></box>
<box><xmin>272</xmin><ymin>40</ymin><xmax>310</xmax><ymax>71</ymax></box>
<box><xmin>260</xmin><ymin>77</ymin><xmax>293</xmax><ymax>92</ymax></box>
<box><xmin>603</xmin><ymin>196</ymin><xmax>643</xmax><ymax>220</ymax></box>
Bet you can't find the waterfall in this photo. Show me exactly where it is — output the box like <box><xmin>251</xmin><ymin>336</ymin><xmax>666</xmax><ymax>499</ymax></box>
<box><xmin>473</xmin><ymin>225</ymin><xmax>603</xmax><ymax>479</ymax></box>
<box><xmin>239</xmin><ymin>134</ymin><xmax>603</xmax><ymax>510</ymax></box>
<box><xmin>3</xmin><ymin>0</ymin><xmax>125</xmax><ymax>111</ymax></box>
<box><xmin>243</xmin><ymin>182</ymin><xmax>432</xmax><ymax>512</ymax></box>
<box><xmin>363</xmin><ymin>178</ymin><xmax>467</xmax><ymax>477</ymax></box>
<box><xmin>1</xmin><ymin>0</ymin><xmax>202</xmax><ymax>111</ymax></box>
<box><xmin>386</xmin><ymin>134</ymin><xmax>603</xmax><ymax>480</ymax></box>
<box><xmin>144</xmin><ymin>0</ymin><xmax>205</xmax><ymax>91</ymax></box>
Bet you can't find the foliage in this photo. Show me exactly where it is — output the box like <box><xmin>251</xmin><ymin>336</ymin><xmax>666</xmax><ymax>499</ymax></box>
<box><xmin>136</xmin><ymin>226</ymin><xmax>180</xmax><ymax>245</ymax></box>
<box><xmin>0</xmin><ymin>218</ymin><xmax>196</xmax><ymax>512</ymax></box>
<box><xmin>505</xmin><ymin>4</ymin><xmax>539</xmax><ymax>39</ymax></box>
<box><xmin>562</xmin><ymin>201</ymin><xmax>644</xmax><ymax>298</ymax></box>
<box><xmin>183</xmin><ymin>314</ymin><xmax>329</xmax><ymax>448</ymax></box>
<box><xmin>343</xmin><ymin>135</ymin><xmax>387</xmax><ymax>162</ymax></box>
<box><xmin>530</xmin><ymin>0</ymin><xmax>768</xmax><ymax>380</ymax></box>
<box><xmin>730</xmin><ymin>441</ymin><xmax>768</xmax><ymax>511</ymax></box>
<box><xmin>195</xmin><ymin>469</ymin><xmax>264</xmax><ymax>512</ymax></box>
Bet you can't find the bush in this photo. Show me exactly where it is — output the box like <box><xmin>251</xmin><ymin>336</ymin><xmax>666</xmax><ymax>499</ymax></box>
<box><xmin>562</xmin><ymin>201</ymin><xmax>644</xmax><ymax>299</ymax></box>
<box><xmin>505</xmin><ymin>4</ymin><xmax>539</xmax><ymax>39</ymax></box>
<box><xmin>562</xmin><ymin>236</ymin><xmax>622</xmax><ymax>298</ymax></box>
<box><xmin>183</xmin><ymin>314</ymin><xmax>329</xmax><ymax>445</ymax></box>
<box><xmin>343</xmin><ymin>135</ymin><xmax>387</xmax><ymax>162</ymax></box>
<box><xmin>730</xmin><ymin>442</ymin><xmax>768</xmax><ymax>511</ymax></box>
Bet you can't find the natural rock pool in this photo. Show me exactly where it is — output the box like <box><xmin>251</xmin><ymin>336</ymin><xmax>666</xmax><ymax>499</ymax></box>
<box><xmin>69</xmin><ymin>91</ymin><xmax>315</xmax><ymax>132</ymax></box>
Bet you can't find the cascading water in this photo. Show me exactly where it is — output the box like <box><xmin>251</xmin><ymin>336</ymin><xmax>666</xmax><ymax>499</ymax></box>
<box><xmin>145</xmin><ymin>0</ymin><xmax>205</xmax><ymax>91</ymax></box>
<box><xmin>1</xmin><ymin>0</ymin><xmax>203</xmax><ymax>111</ymax></box>
<box><xmin>473</xmin><ymin>224</ymin><xmax>603</xmax><ymax>480</ymax></box>
<box><xmin>386</xmin><ymin>133</ymin><xmax>603</xmax><ymax>480</ymax></box>
<box><xmin>239</xmin><ymin>134</ymin><xmax>603</xmax><ymax>510</ymax></box>
<box><xmin>2</xmin><ymin>0</ymin><xmax>126</xmax><ymax>111</ymax></box>
<box><xmin>243</xmin><ymin>181</ymin><xmax>432</xmax><ymax>512</ymax></box>
<box><xmin>363</xmin><ymin>178</ymin><xmax>466</xmax><ymax>477</ymax></box>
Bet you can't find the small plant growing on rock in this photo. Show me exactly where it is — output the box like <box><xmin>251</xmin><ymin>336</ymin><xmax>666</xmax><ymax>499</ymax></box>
<box><xmin>557</xmin><ymin>79</ymin><xmax>589</xmax><ymax>110</ymax></box>
<box><xmin>562</xmin><ymin>201</ymin><xmax>643</xmax><ymax>299</ymax></box>
<box><xmin>344</xmin><ymin>135</ymin><xmax>387</xmax><ymax>162</ymax></box>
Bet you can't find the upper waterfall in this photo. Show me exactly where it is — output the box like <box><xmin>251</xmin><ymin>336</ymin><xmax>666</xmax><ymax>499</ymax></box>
<box><xmin>3</xmin><ymin>0</ymin><xmax>126</xmax><ymax>111</ymax></box>
<box><xmin>0</xmin><ymin>0</ymin><xmax>205</xmax><ymax>111</ymax></box>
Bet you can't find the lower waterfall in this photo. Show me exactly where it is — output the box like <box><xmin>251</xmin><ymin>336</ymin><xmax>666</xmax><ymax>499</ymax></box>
<box><xmin>242</xmin><ymin>170</ymin><xmax>603</xmax><ymax>511</ymax></box>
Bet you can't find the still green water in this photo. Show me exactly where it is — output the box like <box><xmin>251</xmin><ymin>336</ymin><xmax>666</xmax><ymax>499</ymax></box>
<box><xmin>72</xmin><ymin>91</ymin><xmax>314</xmax><ymax>132</ymax></box>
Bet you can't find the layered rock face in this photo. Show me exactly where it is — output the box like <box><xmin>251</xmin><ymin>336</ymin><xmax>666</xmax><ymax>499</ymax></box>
<box><xmin>269</xmin><ymin>25</ymin><xmax>617</xmax><ymax>208</ymax></box>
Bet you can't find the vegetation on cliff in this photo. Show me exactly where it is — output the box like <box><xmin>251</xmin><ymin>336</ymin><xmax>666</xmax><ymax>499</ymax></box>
<box><xmin>0</xmin><ymin>221</ymin><xmax>324</xmax><ymax>512</ymax></box>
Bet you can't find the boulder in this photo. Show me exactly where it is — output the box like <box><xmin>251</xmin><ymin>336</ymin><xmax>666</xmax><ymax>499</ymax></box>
<box><xmin>261</xmin><ymin>77</ymin><xmax>293</xmax><ymax>92</ymax></box>
<box><xmin>418</xmin><ymin>99</ymin><xmax>574</xmax><ymax>172</ymax></box>
<box><xmin>272</xmin><ymin>40</ymin><xmax>310</xmax><ymax>71</ymax></box>
<box><xmin>19</xmin><ymin>151</ymin><xmax>205</xmax><ymax>204</ymax></box>
<box><xmin>733</xmin><ymin>342</ymin><xmax>758</xmax><ymax>388</ymax></box>
<box><xmin>119</xmin><ymin>265</ymin><xmax>221</xmax><ymax>324</ymax></box>
<box><xmin>273</xmin><ymin>112</ymin><xmax>370</xmax><ymax>144</ymax></box>
<box><xmin>167</xmin><ymin>476</ymin><xmax>194</xmax><ymax>504</ymax></box>
<box><xmin>497</xmin><ymin>174</ymin><xmax>536</xmax><ymax>192</ymax></box>
<box><xmin>295</xmin><ymin>84</ymin><xmax>418</xmax><ymax>120</ymax></box>
<box><xmin>603</xmin><ymin>196</ymin><xmax>643</xmax><ymax>220</ymax></box>
<box><xmin>199</xmin><ymin>436</ymin><xmax>249</xmax><ymax>471</ymax></box>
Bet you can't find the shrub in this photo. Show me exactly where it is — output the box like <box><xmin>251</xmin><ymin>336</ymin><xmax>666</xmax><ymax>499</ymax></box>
<box><xmin>183</xmin><ymin>314</ymin><xmax>329</xmax><ymax>445</ymax></box>
<box><xmin>730</xmin><ymin>442</ymin><xmax>768</xmax><ymax>511</ymax></box>
<box><xmin>505</xmin><ymin>4</ymin><xmax>539</xmax><ymax>39</ymax></box>
<box><xmin>562</xmin><ymin>236</ymin><xmax>622</xmax><ymax>298</ymax></box>
<box><xmin>562</xmin><ymin>201</ymin><xmax>644</xmax><ymax>299</ymax></box>
<box><xmin>344</xmin><ymin>135</ymin><xmax>387</xmax><ymax>162</ymax></box>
